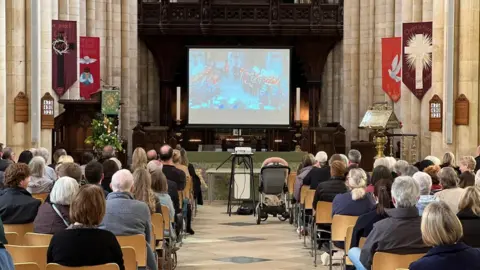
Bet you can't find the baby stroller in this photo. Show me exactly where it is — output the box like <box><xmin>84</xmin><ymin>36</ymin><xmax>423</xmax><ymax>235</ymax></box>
<box><xmin>256</xmin><ymin>161</ymin><xmax>291</xmax><ymax>224</ymax></box>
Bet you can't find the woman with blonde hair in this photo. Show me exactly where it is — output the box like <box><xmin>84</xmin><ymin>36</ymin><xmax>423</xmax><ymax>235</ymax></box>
<box><xmin>132</xmin><ymin>168</ymin><xmax>159</xmax><ymax>214</ymax></box>
<box><xmin>459</xmin><ymin>156</ymin><xmax>476</xmax><ymax>188</ymax></box>
<box><xmin>131</xmin><ymin>147</ymin><xmax>148</xmax><ymax>172</ymax></box>
<box><xmin>457</xmin><ymin>186</ymin><xmax>480</xmax><ymax>247</ymax></box>
<box><xmin>409</xmin><ymin>201</ymin><xmax>480</xmax><ymax>270</ymax></box>
<box><xmin>440</xmin><ymin>152</ymin><xmax>461</xmax><ymax>175</ymax></box>
<box><xmin>332</xmin><ymin>168</ymin><xmax>375</xmax><ymax>217</ymax></box>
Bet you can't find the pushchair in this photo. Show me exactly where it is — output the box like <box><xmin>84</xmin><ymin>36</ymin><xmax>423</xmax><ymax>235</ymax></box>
<box><xmin>256</xmin><ymin>161</ymin><xmax>291</xmax><ymax>224</ymax></box>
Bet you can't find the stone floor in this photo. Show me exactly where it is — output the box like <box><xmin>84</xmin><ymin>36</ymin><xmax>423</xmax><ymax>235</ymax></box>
<box><xmin>177</xmin><ymin>204</ymin><xmax>333</xmax><ymax>270</ymax></box>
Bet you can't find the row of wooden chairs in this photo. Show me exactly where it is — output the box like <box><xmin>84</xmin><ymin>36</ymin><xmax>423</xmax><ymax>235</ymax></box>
<box><xmin>15</xmin><ymin>262</ymin><xmax>120</xmax><ymax>270</ymax></box>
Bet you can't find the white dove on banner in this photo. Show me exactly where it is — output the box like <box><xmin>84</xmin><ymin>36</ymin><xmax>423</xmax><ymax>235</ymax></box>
<box><xmin>79</xmin><ymin>56</ymin><xmax>97</xmax><ymax>64</ymax></box>
<box><xmin>388</xmin><ymin>54</ymin><xmax>401</xmax><ymax>82</ymax></box>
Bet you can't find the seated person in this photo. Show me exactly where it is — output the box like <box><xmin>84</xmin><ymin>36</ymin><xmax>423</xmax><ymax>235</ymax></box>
<box><xmin>27</xmin><ymin>156</ymin><xmax>54</xmax><ymax>194</ymax></box>
<box><xmin>459</xmin><ymin>156</ymin><xmax>476</xmax><ymax>188</ymax></box>
<box><xmin>56</xmin><ymin>162</ymin><xmax>83</xmax><ymax>184</ymax></box>
<box><xmin>332</xmin><ymin>168</ymin><xmax>375</xmax><ymax>217</ymax></box>
<box><xmin>424</xmin><ymin>165</ymin><xmax>442</xmax><ymax>193</ymax></box>
<box><xmin>0</xmin><ymin>217</ymin><xmax>14</xmax><ymax>269</ymax></box>
<box><xmin>434</xmin><ymin>167</ymin><xmax>465</xmax><ymax>213</ymax></box>
<box><xmin>293</xmin><ymin>154</ymin><xmax>316</xmax><ymax>202</ymax></box>
<box><xmin>349</xmin><ymin>178</ymin><xmax>393</xmax><ymax>249</ymax></box>
<box><xmin>34</xmin><ymin>177</ymin><xmax>79</xmax><ymax>234</ymax></box>
<box><xmin>413</xmin><ymin>172</ymin><xmax>435</xmax><ymax>216</ymax></box>
<box><xmin>350</xmin><ymin>176</ymin><xmax>429</xmax><ymax>270</ymax></box>
<box><xmin>457</xmin><ymin>186</ymin><xmax>480</xmax><ymax>247</ymax></box>
<box><xmin>100</xmin><ymin>170</ymin><xmax>158</xmax><ymax>270</ymax></box>
<box><xmin>102</xmin><ymin>160</ymin><xmax>119</xmax><ymax>193</ymax></box>
<box><xmin>85</xmin><ymin>161</ymin><xmax>109</xmax><ymax>197</ymax></box>
<box><xmin>49</xmin><ymin>148</ymin><xmax>66</xmax><ymax>170</ymax></box>
<box><xmin>151</xmin><ymin>168</ymin><xmax>176</xmax><ymax>238</ymax></box>
<box><xmin>312</xmin><ymin>160</ymin><xmax>347</xmax><ymax>210</ymax></box>
<box><xmin>47</xmin><ymin>185</ymin><xmax>124</xmax><ymax>269</ymax></box>
<box><xmin>35</xmin><ymin>147</ymin><xmax>57</xmax><ymax>182</ymax></box>
<box><xmin>409</xmin><ymin>201</ymin><xmax>480</xmax><ymax>270</ymax></box>
<box><xmin>132</xmin><ymin>168</ymin><xmax>161</xmax><ymax>214</ymax></box>
<box><xmin>366</xmin><ymin>165</ymin><xmax>393</xmax><ymax>193</ymax></box>
<box><xmin>0</xmin><ymin>163</ymin><xmax>41</xmax><ymax>224</ymax></box>
<box><xmin>304</xmin><ymin>153</ymin><xmax>343</xmax><ymax>190</ymax></box>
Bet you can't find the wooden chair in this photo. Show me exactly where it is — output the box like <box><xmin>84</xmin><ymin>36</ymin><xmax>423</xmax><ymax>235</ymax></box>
<box><xmin>286</xmin><ymin>172</ymin><xmax>297</xmax><ymax>226</ymax></box>
<box><xmin>303</xmin><ymin>189</ymin><xmax>315</xmax><ymax>247</ymax></box>
<box><xmin>160</xmin><ymin>206</ymin><xmax>172</xmax><ymax>239</ymax></box>
<box><xmin>46</xmin><ymin>263</ymin><xmax>120</xmax><ymax>269</ymax></box>
<box><xmin>14</xmin><ymin>263</ymin><xmax>40</xmax><ymax>270</ymax></box>
<box><xmin>116</xmin><ymin>235</ymin><xmax>147</xmax><ymax>268</ymax></box>
<box><xmin>23</xmin><ymin>233</ymin><xmax>53</xmax><ymax>246</ymax></box>
<box><xmin>312</xmin><ymin>201</ymin><xmax>333</xmax><ymax>266</ymax></box>
<box><xmin>32</xmin><ymin>193</ymin><xmax>49</xmax><ymax>203</ymax></box>
<box><xmin>3</xmin><ymin>223</ymin><xmax>34</xmax><ymax>245</ymax></box>
<box><xmin>298</xmin><ymin>185</ymin><xmax>310</xmax><ymax>240</ymax></box>
<box><xmin>5</xmin><ymin>232</ymin><xmax>19</xmax><ymax>245</ymax></box>
<box><xmin>344</xmin><ymin>226</ymin><xmax>355</xmax><ymax>266</ymax></box>
<box><xmin>6</xmin><ymin>245</ymin><xmax>48</xmax><ymax>269</ymax></box>
<box><xmin>359</xmin><ymin>237</ymin><xmax>367</xmax><ymax>248</ymax></box>
<box><xmin>121</xmin><ymin>247</ymin><xmax>137</xmax><ymax>270</ymax></box>
<box><xmin>372</xmin><ymin>252</ymin><xmax>425</xmax><ymax>270</ymax></box>
<box><xmin>151</xmin><ymin>213</ymin><xmax>165</xmax><ymax>244</ymax></box>
<box><xmin>329</xmin><ymin>215</ymin><xmax>359</xmax><ymax>270</ymax></box>
<box><xmin>287</xmin><ymin>172</ymin><xmax>296</xmax><ymax>196</ymax></box>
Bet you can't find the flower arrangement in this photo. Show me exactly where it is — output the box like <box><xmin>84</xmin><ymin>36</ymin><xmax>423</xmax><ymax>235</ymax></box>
<box><xmin>84</xmin><ymin>115</ymin><xmax>123</xmax><ymax>152</ymax></box>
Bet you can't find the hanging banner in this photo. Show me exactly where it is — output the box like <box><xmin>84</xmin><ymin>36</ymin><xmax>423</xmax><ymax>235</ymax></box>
<box><xmin>382</xmin><ymin>37</ymin><xmax>402</xmax><ymax>103</ymax></box>
<box><xmin>402</xmin><ymin>22</ymin><xmax>433</xmax><ymax>100</ymax></box>
<box><xmin>79</xmin><ymin>37</ymin><xmax>100</xmax><ymax>99</ymax></box>
<box><xmin>52</xmin><ymin>20</ymin><xmax>77</xmax><ymax>97</ymax></box>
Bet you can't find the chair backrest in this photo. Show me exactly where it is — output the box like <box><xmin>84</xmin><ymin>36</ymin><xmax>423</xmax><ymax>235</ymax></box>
<box><xmin>4</xmin><ymin>232</ymin><xmax>19</xmax><ymax>245</ymax></box>
<box><xmin>151</xmin><ymin>213</ymin><xmax>164</xmax><ymax>242</ymax></box>
<box><xmin>304</xmin><ymin>190</ymin><xmax>316</xmax><ymax>210</ymax></box>
<box><xmin>287</xmin><ymin>172</ymin><xmax>296</xmax><ymax>195</ymax></box>
<box><xmin>5</xmin><ymin>245</ymin><xmax>48</xmax><ymax>269</ymax></box>
<box><xmin>315</xmin><ymin>201</ymin><xmax>333</xmax><ymax>224</ymax></box>
<box><xmin>331</xmin><ymin>215</ymin><xmax>359</xmax><ymax>242</ymax></box>
<box><xmin>46</xmin><ymin>263</ymin><xmax>120</xmax><ymax>270</ymax></box>
<box><xmin>4</xmin><ymin>223</ymin><xmax>34</xmax><ymax>245</ymax></box>
<box><xmin>161</xmin><ymin>205</ymin><xmax>171</xmax><ymax>231</ymax></box>
<box><xmin>121</xmin><ymin>247</ymin><xmax>137</xmax><ymax>270</ymax></box>
<box><xmin>345</xmin><ymin>225</ymin><xmax>354</xmax><ymax>251</ymax></box>
<box><xmin>359</xmin><ymin>237</ymin><xmax>367</xmax><ymax>248</ymax></box>
<box><xmin>24</xmin><ymin>233</ymin><xmax>53</xmax><ymax>246</ymax></box>
<box><xmin>116</xmin><ymin>235</ymin><xmax>147</xmax><ymax>267</ymax></box>
<box><xmin>372</xmin><ymin>252</ymin><xmax>425</xmax><ymax>270</ymax></box>
<box><xmin>32</xmin><ymin>193</ymin><xmax>49</xmax><ymax>203</ymax></box>
<box><xmin>300</xmin><ymin>185</ymin><xmax>309</xmax><ymax>204</ymax></box>
<box><xmin>150</xmin><ymin>224</ymin><xmax>156</xmax><ymax>248</ymax></box>
<box><xmin>14</xmin><ymin>263</ymin><xmax>40</xmax><ymax>270</ymax></box>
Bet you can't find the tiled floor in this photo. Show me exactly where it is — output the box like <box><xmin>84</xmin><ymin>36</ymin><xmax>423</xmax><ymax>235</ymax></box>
<box><xmin>177</xmin><ymin>204</ymin><xmax>332</xmax><ymax>270</ymax></box>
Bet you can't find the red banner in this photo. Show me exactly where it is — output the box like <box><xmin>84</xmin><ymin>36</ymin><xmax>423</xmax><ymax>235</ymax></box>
<box><xmin>52</xmin><ymin>20</ymin><xmax>77</xmax><ymax>97</ymax></box>
<box><xmin>382</xmin><ymin>37</ymin><xmax>402</xmax><ymax>102</ymax></box>
<box><xmin>402</xmin><ymin>22</ymin><xmax>433</xmax><ymax>100</ymax></box>
<box><xmin>79</xmin><ymin>37</ymin><xmax>100</xmax><ymax>99</ymax></box>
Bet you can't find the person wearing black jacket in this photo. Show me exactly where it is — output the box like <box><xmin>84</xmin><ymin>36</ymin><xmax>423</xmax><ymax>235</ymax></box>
<box><xmin>457</xmin><ymin>186</ymin><xmax>480</xmax><ymax>248</ymax></box>
<box><xmin>304</xmin><ymin>154</ymin><xmax>344</xmax><ymax>190</ymax></box>
<box><xmin>312</xmin><ymin>160</ymin><xmax>347</xmax><ymax>210</ymax></box>
<box><xmin>160</xmin><ymin>145</ymin><xmax>186</xmax><ymax>191</ymax></box>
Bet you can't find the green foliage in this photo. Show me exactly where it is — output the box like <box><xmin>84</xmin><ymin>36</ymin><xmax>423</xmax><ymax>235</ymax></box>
<box><xmin>84</xmin><ymin>115</ymin><xmax>123</xmax><ymax>152</ymax></box>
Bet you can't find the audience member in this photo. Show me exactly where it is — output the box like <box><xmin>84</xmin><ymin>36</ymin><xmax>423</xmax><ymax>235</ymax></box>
<box><xmin>424</xmin><ymin>155</ymin><xmax>441</xmax><ymax>166</ymax></box>
<box><xmin>102</xmin><ymin>159</ymin><xmax>119</xmax><ymax>193</ymax></box>
<box><xmin>409</xmin><ymin>201</ymin><xmax>480</xmax><ymax>270</ymax></box>
<box><xmin>404</xmin><ymin>165</ymin><xmax>419</xmax><ymax>177</ymax></box>
<box><xmin>147</xmin><ymin>160</ymin><xmax>162</xmax><ymax>173</ymax></box>
<box><xmin>47</xmin><ymin>185</ymin><xmax>124</xmax><ymax>269</ymax></box>
<box><xmin>414</xmin><ymin>160</ymin><xmax>434</xmax><ymax>173</ymax></box>
<box><xmin>85</xmin><ymin>161</ymin><xmax>108</xmax><ymax>196</ymax></box>
<box><xmin>100</xmin><ymin>145</ymin><xmax>122</xmax><ymax>169</ymax></box>
<box><xmin>385</xmin><ymin>157</ymin><xmax>397</xmax><ymax>175</ymax></box>
<box><xmin>0</xmin><ymin>148</ymin><xmax>15</xmax><ymax>172</ymax></box>
<box><xmin>459</xmin><ymin>156</ymin><xmax>476</xmax><ymax>188</ymax></box>
<box><xmin>457</xmin><ymin>186</ymin><xmax>480</xmax><ymax>247</ymax></box>
<box><xmin>441</xmin><ymin>152</ymin><xmax>461</xmax><ymax>174</ymax></box>
<box><xmin>160</xmin><ymin>145</ymin><xmax>186</xmax><ymax>191</ymax></box>
<box><xmin>394</xmin><ymin>160</ymin><xmax>409</xmax><ymax>176</ymax></box>
<box><xmin>35</xmin><ymin>147</ymin><xmax>57</xmax><ymax>181</ymax></box>
<box><xmin>100</xmin><ymin>169</ymin><xmax>157</xmax><ymax>270</ymax></box>
<box><xmin>339</xmin><ymin>154</ymin><xmax>349</xmax><ymax>167</ymax></box>
<box><xmin>172</xmin><ymin>149</ymin><xmax>194</xmax><ymax>235</ymax></box>
<box><xmin>132</xmin><ymin>168</ymin><xmax>159</xmax><ymax>214</ymax></box>
<box><xmin>147</xmin><ymin>150</ymin><xmax>158</xmax><ymax>162</ymax></box>
<box><xmin>303</xmin><ymin>153</ymin><xmax>343</xmax><ymax>190</ymax></box>
<box><xmin>181</xmin><ymin>148</ymin><xmax>203</xmax><ymax>205</ymax></box>
<box><xmin>0</xmin><ymin>163</ymin><xmax>41</xmax><ymax>224</ymax></box>
<box><xmin>293</xmin><ymin>154</ymin><xmax>316</xmax><ymax>201</ymax></box>
<box><xmin>424</xmin><ymin>165</ymin><xmax>442</xmax><ymax>192</ymax></box>
<box><xmin>475</xmin><ymin>145</ymin><xmax>480</xmax><ymax>173</ymax></box>
<box><xmin>349</xmin><ymin>178</ymin><xmax>393</xmax><ymax>249</ymax></box>
<box><xmin>17</xmin><ymin>150</ymin><xmax>33</xmax><ymax>164</ymax></box>
<box><xmin>34</xmin><ymin>177</ymin><xmax>78</xmax><ymax>234</ymax></box>
<box><xmin>56</xmin><ymin>163</ymin><xmax>82</xmax><ymax>183</ymax></box>
<box><xmin>434</xmin><ymin>167</ymin><xmax>465</xmax><ymax>213</ymax></box>
<box><xmin>366</xmin><ymin>165</ymin><xmax>393</xmax><ymax>193</ymax></box>
<box><xmin>49</xmin><ymin>148</ymin><xmax>66</xmax><ymax>169</ymax></box>
<box><xmin>332</xmin><ymin>168</ymin><xmax>375</xmax><ymax>217</ymax></box>
<box><xmin>27</xmin><ymin>156</ymin><xmax>54</xmax><ymax>194</ymax></box>
<box><xmin>80</xmin><ymin>152</ymin><xmax>95</xmax><ymax>177</ymax></box>
<box><xmin>131</xmin><ymin>147</ymin><xmax>148</xmax><ymax>172</ymax></box>
<box><xmin>312</xmin><ymin>160</ymin><xmax>347</xmax><ymax>209</ymax></box>
<box><xmin>0</xmin><ymin>217</ymin><xmax>14</xmax><ymax>269</ymax></box>
<box><xmin>373</xmin><ymin>157</ymin><xmax>390</xmax><ymax>170</ymax></box>
<box><xmin>347</xmin><ymin>149</ymin><xmax>362</xmax><ymax>168</ymax></box>
<box><xmin>413</xmin><ymin>172</ymin><xmax>434</xmax><ymax>216</ymax></box>
<box><xmin>151</xmin><ymin>168</ymin><xmax>176</xmax><ymax>238</ymax></box>
<box><xmin>352</xmin><ymin>176</ymin><xmax>428</xmax><ymax>270</ymax></box>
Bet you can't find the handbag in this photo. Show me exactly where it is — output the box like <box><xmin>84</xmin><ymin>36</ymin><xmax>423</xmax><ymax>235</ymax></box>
<box><xmin>52</xmin><ymin>204</ymin><xmax>70</xmax><ymax>227</ymax></box>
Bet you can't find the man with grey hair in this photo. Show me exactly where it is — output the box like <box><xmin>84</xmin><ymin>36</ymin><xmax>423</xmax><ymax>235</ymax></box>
<box><xmin>412</xmin><ymin>172</ymin><xmax>434</xmax><ymax>216</ymax></box>
<box><xmin>100</xmin><ymin>145</ymin><xmax>122</xmax><ymax>169</ymax></box>
<box><xmin>35</xmin><ymin>147</ymin><xmax>57</xmax><ymax>181</ymax></box>
<box><xmin>101</xmin><ymin>169</ymin><xmax>158</xmax><ymax>270</ymax></box>
<box><xmin>349</xmin><ymin>176</ymin><xmax>428</xmax><ymax>270</ymax></box>
<box><xmin>0</xmin><ymin>147</ymin><xmax>14</xmax><ymax>172</ymax></box>
<box><xmin>348</xmin><ymin>149</ymin><xmax>362</xmax><ymax>166</ymax></box>
<box><xmin>394</xmin><ymin>160</ymin><xmax>409</xmax><ymax>176</ymax></box>
<box><xmin>315</xmin><ymin>151</ymin><xmax>328</xmax><ymax>167</ymax></box>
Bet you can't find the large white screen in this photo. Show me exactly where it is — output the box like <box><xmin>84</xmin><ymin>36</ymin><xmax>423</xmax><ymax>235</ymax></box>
<box><xmin>188</xmin><ymin>48</ymin><xmax>290</xmax><ymax>125</ymax></box>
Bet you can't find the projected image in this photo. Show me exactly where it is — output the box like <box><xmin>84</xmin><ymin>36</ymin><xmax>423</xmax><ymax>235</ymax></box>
<box><xmin>188</xmin><ymin>48</ymin><xmax>290</xmax><ymax>125</ymax></box>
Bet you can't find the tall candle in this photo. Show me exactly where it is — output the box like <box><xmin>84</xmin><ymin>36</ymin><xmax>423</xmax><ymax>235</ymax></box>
<box><xmin>296</xmin><ymin>87</ymin><xmax>300</xmax><ymax>121</ymax></box>
<box><xmin>176</xmin><ymin>86</ymin><xmax>181</xmax><ymax>121</ymax></box>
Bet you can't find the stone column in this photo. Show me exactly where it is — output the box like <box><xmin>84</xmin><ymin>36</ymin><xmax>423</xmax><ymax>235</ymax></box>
<box><xmin>138</xmin><ymin>40</ymin><xmax>147</xmax><ymax>122</ymax></box>
<box><xmin>129</xmin><ymin>0</ymin><xmax>138</xmax><ymax>139</ymax></box>
<box><xmin>80</xmin><ymin>0</ymin><xmax>86</xmax><ymax>36</ymax></box>
<box><xmin>349</xmin><ymin>0</ymin><xmax>360</xmax><ymax>142</ymax></box>
<box><xmin>106</xmin><ymin>0</ymin><xmax>112</xmax><ymax>83</ymax></box>
<box><xmin>357</xmin><ymin>0</ymin><xmax>368</xmax><ymax>141</ymax></box>
<box><xmin>96</xmin><ymin>0</ymin><xmax>106</xmax><ymax>83</ymax></box>
<box><xmin>400</xmin><ymin>0</ymin><xmax>413</xmax><ymax>135</ymax></box>
<box><xmin>58</xmin><ymin>0</ymin><xmax>69</xmax><ymax>20</ymax></box>
<box><xmin>321</xmin><ymin>52</ymin><xmax>332</xmax><ymax>123</ymax></box>
<box><xmin>341</xmin><ymin>1</ymin><xmax>350</xmax><ymax>131</ymax></box>
<box><xmin>52</xmin><ymin>0</ymin><xmax>58</xmax><ymax>19</ymax></box>
<box><xmin>0</xmin><ymin>0</ymin><xmax>6</xmax><ymax>144</ymax></box>
<box><xmin>30</xmin><ymin>0</ymin><xmax>41</xmax><ymax>149</ymax></box>
<box><xmin>372</xmin><ymin>0</ymin><xmax>384</xmax><ymax>103</ymax></box>
<box><xmin>86</xmin><ymin>0</ymin><xmax>95</xmax><ymax>36</ymax></box>
<box><xmin>112</xmin><ymin>0</ymin><xmax>122</xmax><ymax>86</ymax></box>
<box><xmin>121</xmin><ymin>0</ymin><xmax>131</xmax><ymax>138</ymax></box>
<box><xmin>147</xmin><ymin>50</ymin><xmax>160</xmax><ymax>125</ymax></box>
<box><xmin>456</xmin><ymin>0</ymin><xmax>479</xmax><ymax>157</ymax></box>
<box><xmin>41</xmin><ymin>0</ymin><xmax>53</xmax><ymax>151</ymax></box>
<box><xmin>393</xmin><ymin>0</ymin><xmax>402</xmax><ymax>119</ymax></box>
<box><xmin>6</xmin><ymin>0</ymin><xmax>26</xmax><ymax>155</ymax></box>
<box><xmin>68</xmin><ymin>0</ymin><xmax>80</xmax><ymax>99</ymax></box>
<box><xmin>332</xmin><ymin>41</ymin><xmax>342</xmax><ymax>123</ymax></box>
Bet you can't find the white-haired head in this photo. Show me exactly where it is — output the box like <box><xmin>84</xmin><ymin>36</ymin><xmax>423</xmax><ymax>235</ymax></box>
<box><xmin>35</xmin><ymin>147</ymin><xmax>50</xmax><ymax>163</ymax></box>
<box><xmin>385</xmin><ymin>157</ymin><xmax>396</xmax><ymax>171</ymax></box>
<box><xmin>412</xmin><ymin>172</ymin><xmax>432</xmax><ymax>195</ymax></box>
<box><xmin>348</xmin><ymin>149</ymin><xmax>362</xmax><ymax>164</ymax></box>
<box><xmin>111</xmin><ymin>169</ymin><xmax>134</xmax><ymax>192</ymax></box>
<box><xmin>50</xmin><ymin>176</ymin><xmax>79</xmax><ymax>205</ymax></box>
<box><xmin>315</xmin><ymin>151</ymin><xmax>328</xmax><ymax>166</ymax></box>
<box><xmin>374</xmin><ymin>157</ymin><xmax>390</xmax><ymax>170</ymax></box>
<box><xmin>391</xmin><ymin>176</ymin><xmax>420</xmax><ymax>208</ymax></box>
<box><xmin>424</xmin><ymin>156</ymin><xmax>441</xmax><ymax>166</ymax></box>
<box><xmin>29</xmin><ymin>156</ymin><xmax>46</xmax><ymax>178</ymax></box>
<box><xmin>394</xmin><ymin>160</ymin><xmax>409</xmax><ymax>175</ymax></box>
<box><xmin>147</xmin><ymin>160</ymin><xmax>163</xmax><ymax>173</ymax></box>
<box><xmin>340</xmin><ymin>154</ymin><xmax>349</xmax><ymax>167</ymax></box>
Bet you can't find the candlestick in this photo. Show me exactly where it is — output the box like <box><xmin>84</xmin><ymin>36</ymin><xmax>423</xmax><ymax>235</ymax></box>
<box><xmin>176</xmin><ymin>86</ymin><xmax>181</xmax><ymax>121</ymax></box>
<box><xmin>295</xmin><ymin>87</ymin><xmax>300</xmax><ymax>121</ymax></box>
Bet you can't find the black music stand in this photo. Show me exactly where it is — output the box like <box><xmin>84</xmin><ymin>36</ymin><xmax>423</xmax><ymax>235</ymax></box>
<box><xmin>217</xmin><ymin>153</ymin><xmax>256</xmax><ymax>216</ymax></box>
